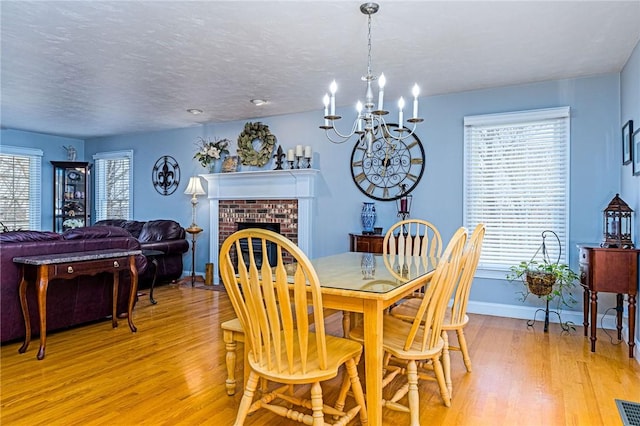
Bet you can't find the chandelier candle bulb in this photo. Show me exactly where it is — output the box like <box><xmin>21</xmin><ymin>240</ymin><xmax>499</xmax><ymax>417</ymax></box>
<box><xmin>412</xmin><ymin>84</ymin><xmax>420</xmax><ymax>118</ymax></box>
<box><xmin>377</xmin><ymin>73</ymin><xmax>386</xmax><ymax>111</ymax></box>
<box><xmin>330</xmin><ymin>80</ymin><xmax>337</xmax><ymax>116</ymax></box>
<box><xmin>323</xmin><ymin>94</ymin><xmax>330</xmax><ymax>117</ymax></box>
<box><xmin>398</xmin><ymin>97</ymin><xmax>405</xmax><ymax>129</ymax></box>
<box><xmin>304</xmin><ymin>146</ymin><xmax>312</xmax><ymax>158</ymax></box>
<box><xmin>356</xmin><ymin>101</ymin><xmax>363</xmax><ymax>131</ymax></box>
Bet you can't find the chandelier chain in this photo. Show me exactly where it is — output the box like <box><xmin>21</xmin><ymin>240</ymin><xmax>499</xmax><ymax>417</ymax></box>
<box><xmin>367</xmin><ymin>13</ymin><xmax>373</xmax><ymax>78</ymax></box>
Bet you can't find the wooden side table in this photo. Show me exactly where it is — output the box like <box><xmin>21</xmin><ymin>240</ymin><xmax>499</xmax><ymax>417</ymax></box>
<box><xmin>349</xmin><ymin>233</ymin><xmax>384</xmax><ymax>254</ymax></box>
<box><xmin>577</xmin><ymin>244</ymin><xmax>639</xmax><ymax>358</ymax></box>
<box><xmin>13</xmin><ymin>249</ymin><xmax>141</xmax><ymax>360</ymax></box>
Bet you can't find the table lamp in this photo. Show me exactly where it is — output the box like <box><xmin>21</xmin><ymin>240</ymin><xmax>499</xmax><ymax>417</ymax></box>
<box><xmin>184</xmin><ymin>176</ymin><xmax>206</xmax><ymax>230</ymax></box>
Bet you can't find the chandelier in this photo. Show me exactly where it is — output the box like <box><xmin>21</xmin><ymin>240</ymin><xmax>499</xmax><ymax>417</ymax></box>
<box><xmin>320</xmin><ymin>2</ymin><xmax>422</xmax><ymax>156</ymax></box>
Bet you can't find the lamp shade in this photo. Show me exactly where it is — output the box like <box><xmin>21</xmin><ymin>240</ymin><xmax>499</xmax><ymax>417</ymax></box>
<box><xmin>184</xmin><ymin>176</ymin><xmax>205</xmax><ymax>196</ymax></box>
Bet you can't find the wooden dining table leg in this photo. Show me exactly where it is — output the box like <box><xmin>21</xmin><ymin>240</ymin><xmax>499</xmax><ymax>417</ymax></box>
<box><xmin>363</xmin><ymin>299</ymin><xmax>384</xmax><ymax>426</ymax></box>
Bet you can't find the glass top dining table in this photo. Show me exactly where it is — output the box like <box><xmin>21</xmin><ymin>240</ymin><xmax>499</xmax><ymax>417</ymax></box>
<box><xmin>308</xmin><ymin>251</ymin><xmax>438</xmax><ymax>426</ymax></box>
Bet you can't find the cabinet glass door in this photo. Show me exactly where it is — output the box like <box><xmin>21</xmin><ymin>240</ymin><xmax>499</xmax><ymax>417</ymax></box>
<box><xmin>52</xmin><ymin>161</ymin><xmax>90</xmax><ymax>232</ymax></box>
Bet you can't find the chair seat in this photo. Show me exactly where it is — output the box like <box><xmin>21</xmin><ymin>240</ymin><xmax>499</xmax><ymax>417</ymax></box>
<box><xmin>349</xmin><ymin>315</ymin><xmax>444</xmax><ymax>360</ymax></box>
<box><xmin>391</xmin><ymin>299</ymin><xmax>470</xmax><ymax>329</ymax></box>
<box><xmin>251</xmin><ymin>331</ymin><xmax>362</xmax><ymax>383</ymax></box>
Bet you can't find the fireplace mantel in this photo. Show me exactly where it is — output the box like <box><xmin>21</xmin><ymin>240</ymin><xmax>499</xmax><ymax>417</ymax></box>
<box><xmin>201</xmin><ymin>169</ymin><xmax>319</xmax><ymax>284</ymax></box>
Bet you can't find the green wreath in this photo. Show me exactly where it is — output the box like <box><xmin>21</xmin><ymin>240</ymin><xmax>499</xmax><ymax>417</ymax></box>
<box><xmin>237</xmin><ymin>122</ymin><xmax>277</xmax><ymax>167</ymax></box>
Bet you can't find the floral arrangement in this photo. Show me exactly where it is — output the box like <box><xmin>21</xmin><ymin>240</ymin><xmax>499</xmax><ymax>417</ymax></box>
<box><xmin>193</xmin><ymin>137</ymin><xmax>230</xmax><ymax>168</ymax></box>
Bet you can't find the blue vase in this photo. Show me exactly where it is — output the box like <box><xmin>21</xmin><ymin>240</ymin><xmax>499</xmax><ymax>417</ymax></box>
<box><xmin>361</xmin><ymin>202</ymin><xmax>376</xmax><ymax>234</ymax></box>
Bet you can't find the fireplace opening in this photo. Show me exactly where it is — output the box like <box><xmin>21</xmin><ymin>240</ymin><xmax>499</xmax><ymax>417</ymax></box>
<box><xmin>236</xmin><ymin>222</ymin><xmax>281</xmax><ymax>269</ymax></box>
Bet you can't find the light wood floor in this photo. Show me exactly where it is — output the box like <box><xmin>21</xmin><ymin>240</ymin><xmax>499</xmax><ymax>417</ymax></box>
<box><xmin>2</xmin><ymin>283</ymin><xmax>639</xmax><ymax>425</ymax></box>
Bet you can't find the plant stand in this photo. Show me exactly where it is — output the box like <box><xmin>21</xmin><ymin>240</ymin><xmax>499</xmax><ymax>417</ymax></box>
<box><xmin>527</xmin><ymin>298</ymin><xmax>573</xmax><ymax>333</ymax></box>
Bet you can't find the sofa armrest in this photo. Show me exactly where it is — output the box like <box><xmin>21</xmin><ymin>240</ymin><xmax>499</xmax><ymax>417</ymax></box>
<box><xmin>140</xmin><ymin>240</ymin><xmax>189</xmax><ymax>255</ymax></box>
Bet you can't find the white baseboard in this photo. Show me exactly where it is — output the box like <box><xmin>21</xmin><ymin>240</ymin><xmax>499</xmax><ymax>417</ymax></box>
<box><xmin>467</xmin><ymin>300</ymin><xmax>639</xmax><ymax>361</ymax></box>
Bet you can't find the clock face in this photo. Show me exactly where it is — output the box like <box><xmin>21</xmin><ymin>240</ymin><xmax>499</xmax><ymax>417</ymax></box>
<box><xmin>350</xmin><ymin>124</ymin><xmax>425</xmax><ymax>201</ymax></box>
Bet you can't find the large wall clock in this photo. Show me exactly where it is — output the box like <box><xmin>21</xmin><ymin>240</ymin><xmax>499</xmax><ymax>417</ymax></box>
<box><xmin>350</xmin><ymin>124</ymin><xmax>425</xmax><ymax>201</ymax></box>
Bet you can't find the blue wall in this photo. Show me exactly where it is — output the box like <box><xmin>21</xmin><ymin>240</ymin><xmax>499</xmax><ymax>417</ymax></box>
<box><xmin>620</xmin><ymin>39</ymin><xmax>640</xmax><ymax>347</ymax></box>
<box><xmin>3</xmin><ymin>68</ymin><xmax>635</xmax><ymax>322</ymax></box>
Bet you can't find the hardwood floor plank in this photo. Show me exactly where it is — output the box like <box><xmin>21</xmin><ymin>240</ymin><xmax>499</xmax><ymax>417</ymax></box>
<box><xmin>2</xmin><ymin>284</ymin><xmax>639</xmax><ymax>425</ymax></box>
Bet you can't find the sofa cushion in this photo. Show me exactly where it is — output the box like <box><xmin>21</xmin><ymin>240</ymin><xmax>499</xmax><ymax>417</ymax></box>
<box><xmin>121</xmin><ymin>220</ymin><xmax>145</xmax><ymax>238</ymax></box>
<box><xmin>138</xmin><ymin>220</ymin><xmax>184</xmax><ymax>242</ymax></box>
<box><xmin>0</xmin><ymin>230</ymin><xmax>61</xmax><ymax>243</ymax></box>
<box><xmin>62</xmin><ymin>225</ymin><xmax>131</xmax><ymax>240</ymax></box>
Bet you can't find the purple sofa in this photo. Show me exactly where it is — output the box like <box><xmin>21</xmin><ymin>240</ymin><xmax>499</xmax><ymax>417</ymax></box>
<box><xmin>94</xmin><ymin>219</ymin><xmax>189</xmax><ymax>285</ymax></box>
<box><xmin>0</xmin><ymin>226</ymin><xmax>147</xmax><ymax>344</ymax></box>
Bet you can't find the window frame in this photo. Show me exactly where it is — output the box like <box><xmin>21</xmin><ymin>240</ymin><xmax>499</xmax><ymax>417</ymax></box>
<box><xmin>463</xmin><ymin>107</ymin><xmax>571</xmax><ymax>277</ymax></box>
<box><xmin>93</xmin><ymin>150</ymin><xmax>134</xmax><ymax>222</ymax></box>
<box><xmin>0</xmin><ymin>145</ymin><xmax>44</xmax><ymax>231</ymax></box>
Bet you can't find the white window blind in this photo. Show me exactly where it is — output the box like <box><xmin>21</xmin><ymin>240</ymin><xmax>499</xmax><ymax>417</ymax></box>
<box><xmin>463</xmin><ymin>107</ymin><xmax>570</xmax><ymax>270</ymax></box>
<box><xmin>93</xmin><ymin>150</ymin><xmax>133</xmax><ymax>221</ymax></box>
<box><xmin>0</xmin><ymin>146</ymin><xmax>43</xmax><ymax>231</ymax></box>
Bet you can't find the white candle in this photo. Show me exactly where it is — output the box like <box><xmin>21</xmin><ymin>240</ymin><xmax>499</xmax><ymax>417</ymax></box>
<box><xmin>304</xmin><ymin>146</ymin><xmax>312</xmax><ymax>158</ymax></box>
<box><xmin>356</xmin><ymin>101</ymin><xmax>363</xmax><ymax>132</ymax></box>
<box><xmin>287</xmin><ymin>149</ymin><xmax>294</xmax><ymax>161</ymax></box>
<box><xmin>398</xmin><ymin>97</ymin><xmax>405</xmax><ymax>129</ymax></box>
<box><xmin>329</xmin><ymin>80</ymin><xmax>337</xmax><ymax>116</ymax></box>
<box><xmin>323</xmin><ymin>94</ymin><xmax>330</xmax><ymax>126</ymax></box>
<box><xmin>377</xmin><ymin>73</ymin><xmax>386</xmax><ymax>111</ymax></box>
<box><xmin>295</xmin><ymin>145</ymin><xmax>303</xmax><ymax>157</ymax></box>
<box><xmin>412</xmin><ymin>84</ymin><xmax>420</xmax><ymax>118</ymax></box>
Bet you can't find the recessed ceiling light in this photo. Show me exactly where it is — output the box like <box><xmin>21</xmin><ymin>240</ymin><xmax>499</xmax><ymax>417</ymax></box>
<box><xmin>250</xmin><ymin>99</ymin><xmax>268</xmax><ymax>106</ymax></box>
<box><xmin>187</xmin><ymin>108</ymin><xmax>203</xmax><ymax>115</ymax></box>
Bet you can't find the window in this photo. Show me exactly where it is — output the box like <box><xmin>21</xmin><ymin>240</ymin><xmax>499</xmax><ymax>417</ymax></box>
<box><xmin>93</xmin><ymin>150</ymin><xmax>133</xmax><ymax>221</ymax></box>
<box><xmin>463</xmin><ymin>107</ymin><xmax>570</xmax><ymax>271</ymax></box>
<box><xmin>0</xmin><ymin>146</ymin><xmax>43</xmax><ymax>231</ymax></box>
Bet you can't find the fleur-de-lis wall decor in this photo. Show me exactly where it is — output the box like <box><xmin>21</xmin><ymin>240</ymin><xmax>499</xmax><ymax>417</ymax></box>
<box><xmin>152</xmin><ymin>155</ymin><xmax>180</xmax><ymax>195</ymax></box>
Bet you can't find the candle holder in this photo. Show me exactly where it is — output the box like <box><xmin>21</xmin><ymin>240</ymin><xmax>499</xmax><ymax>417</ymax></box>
<box><xmin>304</xmin><ymin>155</ymin><xmax>312</xmax><ymax>168</ymax></box>
<box><xmin>288</xmin><ymin>160</ymin><xmax>295</xmax><ymax>170</ymax></box>
<box><xmin>601</xmin><ymin>193</ymin><xmax>634</xmax><ymax>248</ymax></box>
<box><xmin>273</xmin><ymin>145</ymin><xmax>286</xmax><ymax>170</ymax></box>
<box><xmin>295</xmin><ymin>155</ymin><xmax>303</xmax><ymax>169</ymax></box>
<box><xmin>396</xmin><ymin>183</ymin><xmax>412</xmax><ymax>222</ymax></box>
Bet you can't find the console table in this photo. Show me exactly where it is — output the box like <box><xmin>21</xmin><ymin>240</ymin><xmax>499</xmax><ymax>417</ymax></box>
<box><xmin>349</xmin><ymin>233</ymin><xmax>384</xmax><ymax>254</ymax></box>
<box><xmin>577</xmin><ymin>244</ymin><xmax>639</xmax><ymax>358</ymax></box>
<box><xmin>14</xmin><ymin>249</ymin><xmax>141</xmax><ymax>360</ymax></box>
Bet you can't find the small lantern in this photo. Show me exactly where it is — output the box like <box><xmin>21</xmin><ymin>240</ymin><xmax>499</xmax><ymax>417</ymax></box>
<box><xmin>396</xmin><ymin>183</ymin><xmax>413</xmax><ymax>221</ymax></box>
<box><xmin>602</xmin><ymin>193</ymin><xmax>634</xmax><ymax>249</ymax></box>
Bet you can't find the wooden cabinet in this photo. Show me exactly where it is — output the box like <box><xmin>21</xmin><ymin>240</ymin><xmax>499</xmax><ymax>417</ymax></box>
<box><xmin>349</xmin><ymin>233</ymin><xmax>384</xmax><ymax>254</ymax></box>
<box><xmin>52</xmin><ymin>161</ymin><xmax>90</xmax><ymax>233</ymax></box>
<box><xmin>577</xmin><ymin>244</ymin><xmax>639</xmax><ymax>358</ymax></box>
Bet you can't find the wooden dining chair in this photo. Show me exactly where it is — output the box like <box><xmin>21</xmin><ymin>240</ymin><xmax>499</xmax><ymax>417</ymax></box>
<box><xmin>391</xmin><ymin>223</ymin><xmax>486</xmax><ymax>396</ymax></box>
<box><xmin>219</xmin><ymin>228</ymin><xmax>368</xmax><ymax>426</ymax></box>
<box><xmin>349</xmin><ymin>227</ymin><xmax>468</xmax><ymax>425</ymax></box>
<box><xmin>382</xmin><ymin>219</ymin><xmax>443</xmax><ymax>304</ymax></box>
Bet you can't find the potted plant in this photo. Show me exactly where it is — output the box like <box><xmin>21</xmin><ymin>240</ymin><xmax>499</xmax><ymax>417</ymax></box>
<box><xmin>506</xmin><ymin>230</ymin><xmax>579</xmax><ymax>332</ymax></box>
<box><xmin>507</xmin><ymin>259</ymin><xmax>579</xmax><ymax>310</ymax></box>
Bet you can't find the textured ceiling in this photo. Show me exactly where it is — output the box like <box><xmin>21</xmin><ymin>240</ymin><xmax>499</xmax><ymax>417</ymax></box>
<box><xmin>1</xmin><ymin>1</ymin><xmax>639</xmax><ymax>139</ymax></box>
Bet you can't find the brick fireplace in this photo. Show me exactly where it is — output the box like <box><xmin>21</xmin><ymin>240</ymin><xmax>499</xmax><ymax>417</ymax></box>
<box><xmin>202</xmin><ymin>169</ymin><xmax>319</xmax><ymax>285</ymax></box>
